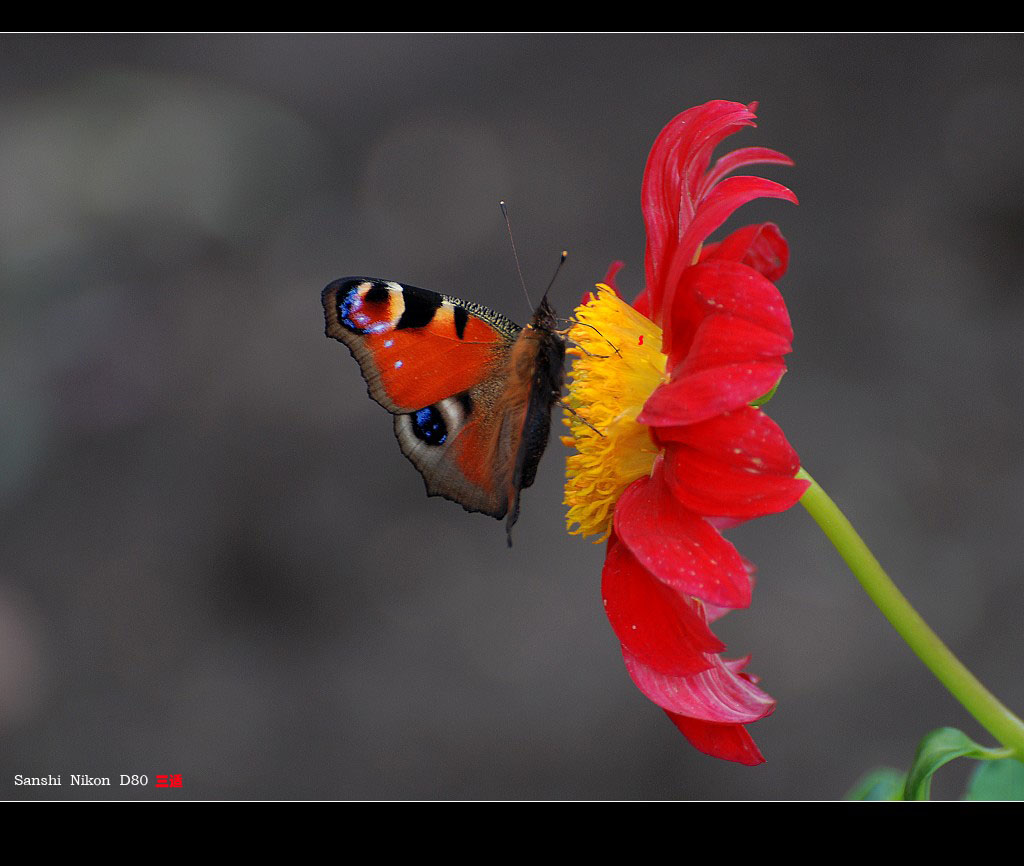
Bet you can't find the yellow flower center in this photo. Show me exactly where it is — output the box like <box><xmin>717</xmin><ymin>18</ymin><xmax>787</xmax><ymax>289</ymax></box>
<box><xmin>563</xmin><ymin>286</ymin><xmax>667</xmax><ymax>541</ymax></box>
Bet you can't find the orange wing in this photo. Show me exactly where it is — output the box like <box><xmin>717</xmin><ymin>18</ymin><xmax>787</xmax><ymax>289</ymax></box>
<box><xmin>322</xmin><ymin>278</ymin><xmax>517</xmax><ymax>413</ymax></box>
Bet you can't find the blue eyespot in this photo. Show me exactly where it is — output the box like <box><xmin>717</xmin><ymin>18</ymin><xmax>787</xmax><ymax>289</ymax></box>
<box><xmin>340</xmin><ymin>285</ymin><xmax>392</xmax><ymax>334</ymax></box>
<box><xmin>412</xmin><ymin>406</ymin><xmax>446</xmax><ymax>446</ymax></box>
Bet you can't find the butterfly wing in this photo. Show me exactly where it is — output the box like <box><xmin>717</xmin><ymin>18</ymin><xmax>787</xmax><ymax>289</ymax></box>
<box><xmin>322</xmin><ymin>278</ymin><xmax>519</xmax><ymax>414</ymax></box>
<box><xmin>323</xmin><ymin>277</ymin><xmax>548</xmax><ymax>524</ymax></box>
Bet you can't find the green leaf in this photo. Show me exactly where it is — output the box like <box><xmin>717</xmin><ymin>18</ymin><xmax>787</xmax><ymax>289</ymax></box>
<box><xmin>964</xmin><ymin>758</ymin><xmax>1024</xmax><ymax>801</ymax></box>
<box><xmin>749</xmin><ymin>379</ymin><xmax>780</xmax><ymax>408</ymax></box>
<box><xmin>846</xmin><ymin>768</ymin><xmax>907</xmax><ymax>801</ymax></box>
<box><xmin>903</xmin><ymin>727</ymin><xmax>1012</xmax><ymax>801</ymax></box>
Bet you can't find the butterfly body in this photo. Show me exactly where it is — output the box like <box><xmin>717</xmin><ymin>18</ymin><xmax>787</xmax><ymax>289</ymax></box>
<box><xmin>322</xmin><ymin>277</ymin><xmax>565</xmax><ymax>544</ymax></box>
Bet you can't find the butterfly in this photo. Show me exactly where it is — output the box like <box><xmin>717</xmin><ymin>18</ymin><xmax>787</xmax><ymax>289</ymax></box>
<box><xmin>322</xmin><ymin>277</ymin><xmax>566</xmax><ymax>545</ymax></box>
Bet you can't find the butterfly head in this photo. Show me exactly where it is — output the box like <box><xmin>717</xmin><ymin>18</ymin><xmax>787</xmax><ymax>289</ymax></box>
<box><xmin>529</xmin><ymin>295</ymin><xmax>560</xmax><ymax>334</ymax></box>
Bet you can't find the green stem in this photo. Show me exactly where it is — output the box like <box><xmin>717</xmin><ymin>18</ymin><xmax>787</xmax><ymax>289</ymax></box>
<box><xmin>797</xmin><ymin>467</ymin><xmax>1024</xmax><ymax>760</ymax></box>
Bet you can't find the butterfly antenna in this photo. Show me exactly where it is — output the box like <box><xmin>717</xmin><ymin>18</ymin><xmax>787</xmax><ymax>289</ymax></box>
<box><xmin>500</xmin><ymin>200</ymin><xmax>533</xmax><ymax>312</ymax></box>
<box><xmin>541</xmin><ymin>250</ymin><xmax>568</xmax><ymax>304</ymax></box>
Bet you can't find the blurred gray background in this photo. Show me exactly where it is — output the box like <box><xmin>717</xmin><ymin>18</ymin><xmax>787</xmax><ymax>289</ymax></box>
<box><xmin>2</xmin><ymin>34</ymin><xmax>1023</xmax><ymax>800</ymax></box>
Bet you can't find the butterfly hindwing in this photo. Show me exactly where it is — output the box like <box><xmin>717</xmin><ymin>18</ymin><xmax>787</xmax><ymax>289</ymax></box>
<box><xmin>322</xmin><ymin>277</ymin><xmax>565</xmax><ymax>541</ymax></box>
<box><xmin>393</xmin><ymin>387</ymin><xmax>520</xmax><ymax>519</ymax></box>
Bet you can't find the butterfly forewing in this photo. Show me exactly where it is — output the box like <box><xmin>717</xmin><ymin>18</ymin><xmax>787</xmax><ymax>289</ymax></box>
<box><xmin>322</xmin><ymin>278</ymin><xmax>517</xmax><ymax>413</ymax></box>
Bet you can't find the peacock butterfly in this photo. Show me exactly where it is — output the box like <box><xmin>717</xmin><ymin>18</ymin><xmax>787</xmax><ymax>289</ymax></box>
<box><xmin>321</xmin><ymin>277</ymin><xmax>565</xmax><ymax>545</ymax></box>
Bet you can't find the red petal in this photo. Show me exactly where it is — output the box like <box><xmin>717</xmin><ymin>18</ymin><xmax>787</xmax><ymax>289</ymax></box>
<box><xmin>639</xmin><ymin>361</ymin><xmax>786</xmax><ymax>428</ymax></box>
<box><xmin>664</xmin><ymin>259</ymin><xmax>793</xmax><ymax>366</ymax></box>
<box><xmin>662</xmin><ymin>444</ymin><xmax>809</xmax><ymax>519</ymax></box>
<box><xmin>602</xmin><ymin>533</ymin><xmax>722</xmax><ymax>677</ymax></box>
<box><xmin>704</xmin><ymin>600</ymin><xmax>738</xmax><ymax>624</ymax></box>
<box><xmin>698</xmin><ymin>147</ymin><xmax>794</xmax><ymax>201</ymax></box>
<box><xmin>613</xmin><ymin>470</ymin><xmax>751</xmax><ymax>609</ymax></box>
<box><xmin>655</xmin><ymin>408</ymin><xmax>809</xmax><ymax>519</ymax></box>
<box><xmin>660</xmin><ymin>177</ymin><xmax>796</xmax><ymax>331</ymax></box>
<box><xmin>673</xmin><ymin>314</ymin><xmax>792</xmax><ymax>377</ymax></box>
<box><xmin>623</xmin><ymin>646</ymin><xmax>776</xmax><ymax>723</ymax></box>
<box><xmin>725</xmin><ymin>655</ymin><xmax>759</xmax><ymax>684</ymax></box>
<box><xmin>603</xmin><ymin>260</ymin><xmax>625</xmax><ymax>293</ymax></box>
<box><xmin>707</xmin><ymin>516</ymin><xmax>745</xmax><ymax>531</ymax></box>
<box><xmin>665</xmin><ymin>714</ymin><xmax>767</xmax><ymax>765</ymax></box>
<box><xmin>703</xmin><ymin>565</ymin><xmax>755</xmax><ymax>623</ymax></box>
<box><xmin>643</xmin><ymin>101</ymin><xmax>760</xmax><ymax>321</ymax></box>
<box><xmin>680</xmin><ymin>176</ymin><xmax>797</xmax><ymax>271</ymax></box>
<box><xmin>699</xmin><ymin>222</ymin><xmax>790</xmax><ymax>281</ymax></box>
<box><xmin>656</xmin><ymin>406</ymin><xmax>798</xmax><ymax>464</ymax></box>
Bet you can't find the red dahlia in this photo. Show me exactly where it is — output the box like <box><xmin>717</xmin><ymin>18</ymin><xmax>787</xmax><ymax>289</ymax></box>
<box><xmin>563</xmin><ymin>100</ymin><xmax>809</xmax><ymax>764</ymax></box>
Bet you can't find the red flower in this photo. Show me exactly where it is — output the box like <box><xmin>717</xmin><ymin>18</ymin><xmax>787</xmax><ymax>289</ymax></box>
<box><xmin>564</xmin><ymin>101</ymin><xmax>808</xmax><ymax>764</ymax></box>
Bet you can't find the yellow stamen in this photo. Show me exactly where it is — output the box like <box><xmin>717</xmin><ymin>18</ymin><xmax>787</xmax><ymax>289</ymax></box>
<box><xmin>563</xmin><ymin>286</ymin><xmax>667</xmax><ymax>541</ymax></box>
